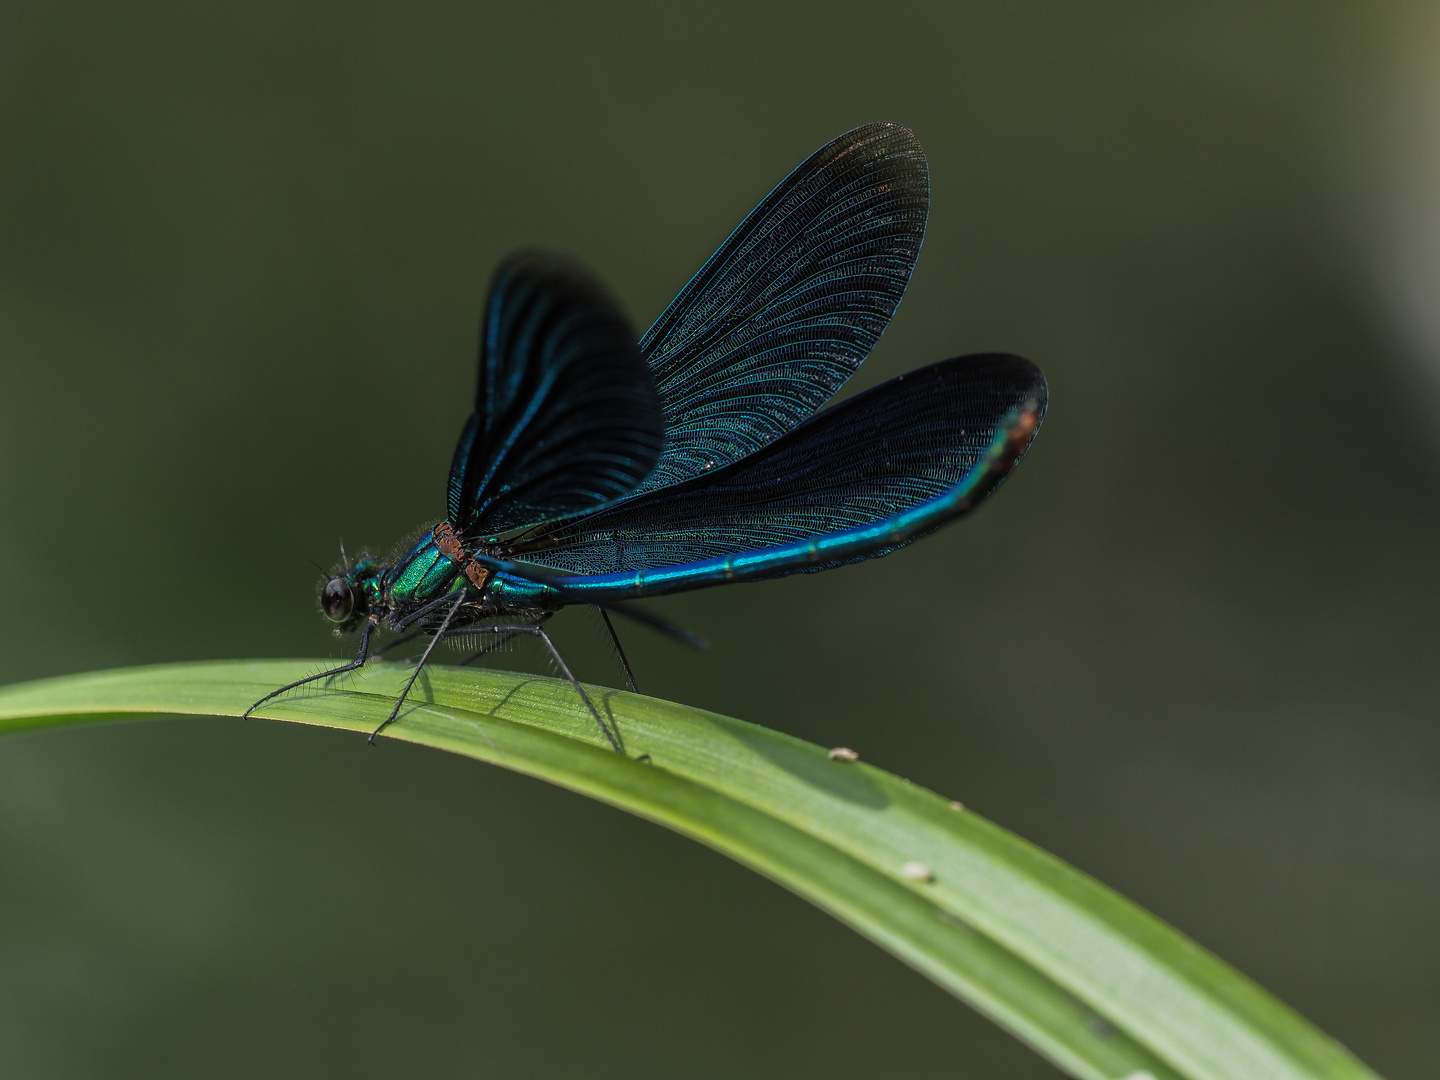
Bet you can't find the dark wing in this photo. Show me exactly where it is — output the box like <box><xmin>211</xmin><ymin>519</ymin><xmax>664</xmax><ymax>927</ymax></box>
<box><xmin>447</xmin><ymin>251</ymin><xmax>665</xmax><ymax>538</ymax></box>
<box><xmin>632</xmin><ymin>122</ymin><xmax>929</xmax><ymax>495</ymax></box>
<box><xmin>503</xmin><ymin>354</ymin><xmax>1046</xmax><ymax>577</ymax></box>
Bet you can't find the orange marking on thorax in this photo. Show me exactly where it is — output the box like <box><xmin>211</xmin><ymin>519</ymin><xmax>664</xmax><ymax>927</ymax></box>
<box><xmin>432</xmin><ymin>521</ymin><xmax>465</xmax><ymax>560</ymax></box>
<box><xmin>432</xmin><ymin>521</ymin><xmax>490</xmax><ymax>592</ymax></box>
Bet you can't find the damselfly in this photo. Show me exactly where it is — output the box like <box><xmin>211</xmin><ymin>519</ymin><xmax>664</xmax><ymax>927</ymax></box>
<box><xmin>246</xmin><ymin>123</ymin><xmax>1048</xmax><ymax>752</ymax></box>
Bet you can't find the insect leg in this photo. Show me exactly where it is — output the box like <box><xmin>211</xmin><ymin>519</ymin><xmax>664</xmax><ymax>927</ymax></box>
<box><xmin>526</xmin><ymin>623</ymin><xmax>622</xmax><ymax>754</ymax></box>
<box><xmin>436</xmin><ymin>622</ymin><xmax>623</xmax><ymax>754</ymax></box>
<box><xmin>242</xmin><ymin>618</ymin><xmax>377</xmax><ymax>718</ymax></box>
<box><xmin>602</xmin><ymin>601</ymin><xmax>706</xmax><ymax>651</ymax></box>
<box><xmin>368</xmin><ymin>589</ymin><xmax>468</xmax><ymax>744</ymax></box>
<box><xmin>391</xmin><ymin>590</ymin><xmax>460</xmax><ymax>632</ymax></box>
<box><xmin>451</xmin><ymin>613</ymin><xmax>554</xmax><ymax>667</ymax></box>
<box><xmin>597</xmin><ymin>608</ymin><xmax>638</xmax><ymax>692</ymax></box>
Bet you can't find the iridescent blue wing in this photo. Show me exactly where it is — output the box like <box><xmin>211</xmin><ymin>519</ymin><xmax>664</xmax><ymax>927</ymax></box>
<box><xmin>447</xmin><ymin>250</ymin><xmax>665</xmax><ymax>538</ymax></box>
<box><xmin>633</xmin><ymin>122</ymin><xmax>929</xmax><ymax>495</ymax></box>
<box><xmin>501</xmin><ymin>354</ymin><xmax>1046</xmax><ymax>584</ymax></box>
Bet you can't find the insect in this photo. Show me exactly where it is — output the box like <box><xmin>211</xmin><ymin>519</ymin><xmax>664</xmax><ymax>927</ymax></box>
<box><xmin>245</xmin><ymin>123</ymin><xmax>1048</xmax><ymax>752</ymax></box>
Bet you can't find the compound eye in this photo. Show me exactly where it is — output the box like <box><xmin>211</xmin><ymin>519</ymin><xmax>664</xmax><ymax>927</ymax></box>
<box><xmin>321</xmin><ymin>578</ymin><xmax>354</xmax><ymax>623</ymax></box>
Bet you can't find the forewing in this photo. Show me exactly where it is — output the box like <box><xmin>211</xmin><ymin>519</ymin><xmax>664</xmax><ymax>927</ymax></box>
<box><xmin>506</xmin><ymin>354</ymin><xmax>1046</xmax><ymax>576</ymax></box>
<box><xmin>634</xmin><ymin>122</ymin><xmax>929</xmax><ymax>494</ymax></box>
<box><xmin>447</xmin><ymin>251</ymin><xmax>665</xmax><ymax>537</ymax></box>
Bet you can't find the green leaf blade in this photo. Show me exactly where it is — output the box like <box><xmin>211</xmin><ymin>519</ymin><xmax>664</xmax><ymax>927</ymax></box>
<box><xmin>0</xmin><ymin>661</ymin><xmax>1381</xmax><ymax>1080</ymax></box>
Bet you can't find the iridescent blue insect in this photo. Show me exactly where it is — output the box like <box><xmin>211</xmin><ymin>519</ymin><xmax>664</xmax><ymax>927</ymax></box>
<box><xmin>246</xmin><ymin>123</ymin><xmax>1048</xmax><ymax>751</ymax></box>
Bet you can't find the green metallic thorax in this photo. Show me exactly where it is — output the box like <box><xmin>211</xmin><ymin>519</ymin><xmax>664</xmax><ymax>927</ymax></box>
<box><xmin>385</xmin><ymin>534</ymin><xmax>464</xmax><ymax>606</ymax></box>
<box><xmin>332</xmin><ymin>525</ymin><xmax>561</xmax><ymax>633</ymax></box>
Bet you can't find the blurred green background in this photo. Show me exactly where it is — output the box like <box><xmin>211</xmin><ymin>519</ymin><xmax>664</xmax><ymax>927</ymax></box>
<box><xmin>2</xmin><ymin>2</ymin><xmax>1438</xmax><ymax>1076</ymax></box>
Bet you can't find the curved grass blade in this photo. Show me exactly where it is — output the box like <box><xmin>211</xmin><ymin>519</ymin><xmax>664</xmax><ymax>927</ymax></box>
<box><xmin>0</xmin><ymin>662</ymin><xmax>1380</xmax><ymax>1080</ymax></box>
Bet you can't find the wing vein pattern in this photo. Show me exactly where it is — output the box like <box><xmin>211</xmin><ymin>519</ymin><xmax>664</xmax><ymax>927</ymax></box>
<box><xmin>635</xmin><ymin>122</ymin><xmax>930</xmax><ymax>494</ymax></box>
<box><xmin>447</xmin><ymin>251</ymin><xmax>665</xmax><ymax>538</ymax></box>
<box><xmin>506</xmin><ymin>354</ymin><xmax>1046</xmax><ymax>578</ymax></box>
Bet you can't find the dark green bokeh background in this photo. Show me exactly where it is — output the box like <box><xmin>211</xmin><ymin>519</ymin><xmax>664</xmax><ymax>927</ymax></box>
<box><xmin>3</xmin><ymin>3</ymin><xmax>1438</xmax><ymax>1077</ymax></box>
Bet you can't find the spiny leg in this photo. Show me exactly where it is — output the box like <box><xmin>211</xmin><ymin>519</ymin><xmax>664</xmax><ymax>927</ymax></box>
<box><xmin>391</xmin><ymin>590</ymin><xmax>462</xmax><ymax>632</ymax></box>
<box><xmin>373</xmin><ymin>605</ymin><xmax>477</xmax><ymax>659</ymax></box>
<box><xmin>368</xmin><ymin>590</ymin><xmax>468</xmax><ymax>745</ymax></box>
<box><xmin>598</xmin><ymin>608</ymin><xmax>638</xmax><ymax>693</ymax></box>
<box><xmin>429</xmin><ymin>622</ymin><xmax>622</xmax><ymax>754</ymax></box>
<box><xmin>452</xmin><ymin>613</ymin><xmax>553</xmax><ymax>667</ymax></box>
<box><xmin>454</xmin><ymin>632</ymin><xmax>520</xmax><ymax>666</ymax></box>
<box><xmin>242</xmin><ymin>619</ymin><xmax>377</xmax><ymax>719</ymax></box>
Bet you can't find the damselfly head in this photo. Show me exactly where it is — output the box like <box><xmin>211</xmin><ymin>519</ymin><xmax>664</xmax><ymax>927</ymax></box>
<box><xmin>318</xmin><ymin>556</ymin><xmax>382</xmax><ymax>629</ymax></box>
